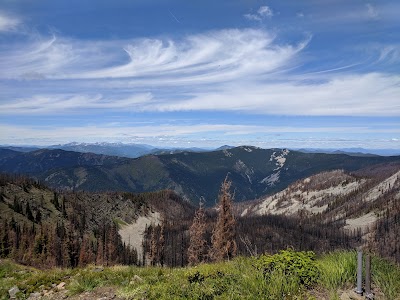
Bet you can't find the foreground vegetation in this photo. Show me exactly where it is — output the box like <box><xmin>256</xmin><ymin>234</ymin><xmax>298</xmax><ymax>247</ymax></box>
<box><xmin>1</xmin><ymin>250</ymin><xmax>399</xmax><ymax>300</ymax></box>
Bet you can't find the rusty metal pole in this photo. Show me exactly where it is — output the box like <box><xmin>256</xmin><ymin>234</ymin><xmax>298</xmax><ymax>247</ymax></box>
<box><xmin>355</xmin><ymin>250</ymin><xmax>363</xmax><ymax>295</ymax></box>
<box><xmin>365</xmin><ymin>254</ymin><xmax>373</xmax><ymax>299</ymax></box>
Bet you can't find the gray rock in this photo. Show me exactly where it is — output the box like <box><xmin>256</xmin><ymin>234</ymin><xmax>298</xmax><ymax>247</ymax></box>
<box><xmin>339</xmin><ymin>290</ymin><xmax>365</xmax><ymax>300</ymax></box>
<box><xmin>28</xmin><ymin>292</ymin><xmax>41</xmax><ymax>299</ymax></box>
<box><xmin>129</xmin><ymin>274</ymin><xmax>143</xmax><ymax>285</ymax></box>
<box><xmin>8</xmin><ymin>286</ymin><xmax>20</xmax><ymax>299</ymax></box>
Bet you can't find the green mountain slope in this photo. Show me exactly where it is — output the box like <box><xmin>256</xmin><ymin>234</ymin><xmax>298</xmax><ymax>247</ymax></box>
<box><xmin>1</xmin><ymin>146</ymin><xmax>399</xmax><ymax>206</ymax></box>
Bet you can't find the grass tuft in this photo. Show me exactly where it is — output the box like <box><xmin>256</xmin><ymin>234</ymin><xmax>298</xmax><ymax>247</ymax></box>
<box><xmin>317</xmin><ymin>250</ymin><xmax>357</xmax><ymax>291</ymax></box>
<box><xmin>372</xmin><ymin>256</ymin><xmax>400</xmax><ymax>300</ymax></box>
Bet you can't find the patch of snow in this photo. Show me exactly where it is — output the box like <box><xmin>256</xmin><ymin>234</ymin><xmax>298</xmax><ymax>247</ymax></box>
<box><xmin>260</xmin><ymin>171</ymin><xmax>280</xmax><ymax>186</ymax></box>
<box><xmin>269</xmin><ymin>149</ymin><xmax>289</xmax><ymax>171</ymax></box>
<box><xmin>269</xmin><ymin>152</ymin><xmax>276</xmax><ymax>162</ymax></box>
<box><xmin>234</xmin><ymin>160</ymin><xmax>254</xmax><ymax>183</ymax></box>
<box><xmin>234</xmin><ymin>159</ymin><xmax>246</xmax><ymax>171</ymax></box>
<box><xmin>241</xmin><ymin>208</ymin><xmax>248</xmax><ymax>217</ymax></box>
<box><xmin>243</xmin><ymin>147</ymin><xmax>253</xmax><ymax>152</ymax></box>
<box><xmin>246</xmin><ymin>174</ymin><xmax>252</xmax><ymax>184</ymax></box>
<box><xmin>223</xmin><ymin>149</ymin><xmax>233</xmax><ymax>157</ymax></box>
<box><xmin>118</xmin><ymin>211</ymin><xmax>160</xmax><ymax>263</ymax></box>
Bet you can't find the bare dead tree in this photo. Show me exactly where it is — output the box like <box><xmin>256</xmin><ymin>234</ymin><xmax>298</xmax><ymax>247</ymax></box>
<box><xmin>210</xmin><ymin>176</ymin><xmax>237</xmax><ymax>262</ymax></box>
<box><xmin>187</xmin><ymin>199</ymin><xmax>207</xmax><ymax>266</ymax></box>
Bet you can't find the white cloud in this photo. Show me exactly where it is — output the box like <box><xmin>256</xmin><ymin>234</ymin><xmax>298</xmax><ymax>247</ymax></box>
<box><xmin>0</xmin><ymin>29</ymin><xmax>302</xmax><ymax>83</ymax></box>
<box><xmin>0</xmin><ymin>27</ymin><xmax>399</xmax><ymax>118</ymax></box>
<box><xmin>0</xmin><ymin>36</ymin><xmax>121</xmax><ymax>79</ymax></box>
<box><xmin>366</xmin><ymin>3</ymin><xmax>379</xmax><ymax>20</ymax></box>
<box><xmin>0</xmin><ymin>12</ymin><xmax>20</xmax><ymax>32</ymax></box>
<box><xmin>0</xmin><ymin>93</ymin><xmax>153</xmax><ymax>114</ymax></box>
<box><xmin>244</xmin><ymin>5</ymin><xmax>273</xmax><ymax>22</ymax></box>
<box><xmin>2</xmin><ymin>72</ymin><xmax>399</xmax><ymax>117</ymax></box>
<box><xmin>243</xmin><ymin>14</ymin><xmax>262</xmax><ymax>22</ymax></box>
<box><xmin>258</xmin><ymin>6</ymin><xmax>273</xmax><ymax>18</ymax></box>
<box><xmin>378</xmin><ymin>45</ymin><xmax>400</xmax><ymax>63</ymax></box>
<box><xmin>142</xmin><ymin>73</ymin><xmax>400</xmax><ymax>117</ymax></box>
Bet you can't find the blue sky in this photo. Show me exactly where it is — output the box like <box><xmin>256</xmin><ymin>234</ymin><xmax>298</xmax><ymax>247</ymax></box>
<box><xmin>0</xmin><ymin>0</ymin><xmax>399</xmax><ymax>149</ymax></box>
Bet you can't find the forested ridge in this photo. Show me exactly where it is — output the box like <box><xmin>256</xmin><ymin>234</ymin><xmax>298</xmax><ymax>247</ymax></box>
<box><xmin>0</xmin><ymin>174</ymin><xmax>191</xmax><ymax>268</ymax></box>
<box><xmin>1</xmin><ymin>162</ymin><xmax>400</xmax><ymax>269</ymax></box>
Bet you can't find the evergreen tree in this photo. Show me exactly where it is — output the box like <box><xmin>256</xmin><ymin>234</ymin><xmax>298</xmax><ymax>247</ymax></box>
<box><xmin>25</xmin><ymin>202</ymin><xmax>34</xmax><ymax>222</ymax></box>
<box><xmin>13</xmin><ymin>196</ymin><xmax>22</xmax><ymax>213</ymax></box>
<box><xmin>35</xmin><ymin>210</ymin><xmax>42</xmax><ymax>224</ymax></box>
<box><xmin>52</xmin><ymin>192</ymin><xmax>59</xmax><ymax>210</ymax></box>
<box><xmin>210</xmin><ymin>176</ymin><xmax>237</xmax><ymax>262</ymax></box>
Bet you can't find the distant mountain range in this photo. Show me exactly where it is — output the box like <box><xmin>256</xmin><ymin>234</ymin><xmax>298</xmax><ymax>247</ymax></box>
<box><xmin>1</xmin><ymin>142</ymin><xmax>399</xmax><ymax>157</ymax></box>
<box><xmin>295</xmin><ymin>147</ymin><xmax>400</xmax><ymax>156</ymax></box>
<box><xmin>1</xmin><ymin>146</ymin><xmax>399</xmax><ymax>206</ymax></box>
<box><xmin>0</xmin><ymin>142</ymin><xmax>211</xmax><ymax>159</ymax></box>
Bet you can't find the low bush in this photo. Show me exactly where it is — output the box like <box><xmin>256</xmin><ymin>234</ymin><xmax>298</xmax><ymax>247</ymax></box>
<box><xmin>256</xmin><ymin>249</ymin><xmax>320</xmax><ymax>288</ymax></box>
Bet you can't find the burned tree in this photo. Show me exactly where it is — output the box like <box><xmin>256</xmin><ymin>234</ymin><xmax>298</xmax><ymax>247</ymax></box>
<box><xmin>187</xmin><ymin>200</ymin><xmax>207</xmax><ymax>265</ymax></box>
<box><xmin>210</xmin><ymin>176</ymin><xmax>237</xmax><ymax>261</ymax></box>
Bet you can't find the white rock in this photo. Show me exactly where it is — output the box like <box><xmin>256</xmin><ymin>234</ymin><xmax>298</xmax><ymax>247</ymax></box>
<box><xmin>56</xmin><ymin>282</ymin><xmax>66</xmax><ymax>290</ymax></box>
<box><xmin>8</xmin><ymin>286</ymin><xmax>20</xmax><ymax>299</ymax></box>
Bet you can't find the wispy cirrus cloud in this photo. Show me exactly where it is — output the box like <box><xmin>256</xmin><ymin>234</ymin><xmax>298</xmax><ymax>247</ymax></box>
<box><xmin>0</xmin><ymin>29</ymin><xmax>301</xmax><ymax>83</ymax></box>
<box><xmin>366</xmin><ymin>3</ymin><xmax>379</xmax><ymax>20</ymax></box>
<box><xmin>244</xmin><ymin>5</ymin><xmax>274</xmax><ymax>21</ymax></box>
<box><xmin>0</xmin><ymin>93</ymin><xmax>153</xmax><ymax>114</ymax></box>
<box><xmin>1</xmin><ymin>72</ymin><xmax>399</xmax><ymax>117</ymax></box>
<box><xmin>0</xmin><ymin>25</ymin><xmax>399</xmax><ymax>120</ymax></box>
<box><xmin>0</xmin><ymin>36</ymin><xmax>123</xmax><ymax>79</ymax></box>
<box><xmin>0</xmin><ymin>11</ymin><xmax>20</xmax><ymax>32</ymax></box>
<box><xmin>378</xmin><ymin>45</ymin><xmax>400</xmax><ymax>63</ymax></box>
<box><xmin>142</xmin><ymin>73</ymin><xmax>400</xmax><ymax>117</ymax></box>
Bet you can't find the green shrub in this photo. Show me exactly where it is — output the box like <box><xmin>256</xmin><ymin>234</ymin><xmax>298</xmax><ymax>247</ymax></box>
<box><xmin>256</xmin><ymin>249</ymin><xmax>320</xmax><ymax>288</ymax></box>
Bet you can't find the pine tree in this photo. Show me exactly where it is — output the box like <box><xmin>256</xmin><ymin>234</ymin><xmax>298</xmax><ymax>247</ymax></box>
<box><xmin>210</xmin><ymin>176</ymin><xmax>237</xmax><ymax>262</ymax></box>
<box><xmin>52</xmin><ymin>192</ymin><xmax>59</xmax><ymax>210</ymax></box>
<box><xmin>35</xmin><ymin>210</ymin><xmax>42</xmax><ymax>224</ymax></box>
<box><xmin>25</xmin><ymin>202</ymin><xmax>34</xmax><ymax>222</ymax></box>
<box><xmin>13</xmin><ymin>196</ymin><xmax>22</xmax><ymax>213</ymax></box>
<box><xmin>187</xmin><ymin>200</ymin><xmax>207</xmax><ymax>266</ymax></box>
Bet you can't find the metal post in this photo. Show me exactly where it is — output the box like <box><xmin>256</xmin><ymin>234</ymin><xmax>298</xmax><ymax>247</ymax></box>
<box><xmin>355</xmin><ymin>250</ymin><xmax>363</xmax><ymax>294</ymax></box>
<box><xmin>365</xmin><ymin>254</ymin><xmax>373</xmax><ymax>299</ymax></box>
